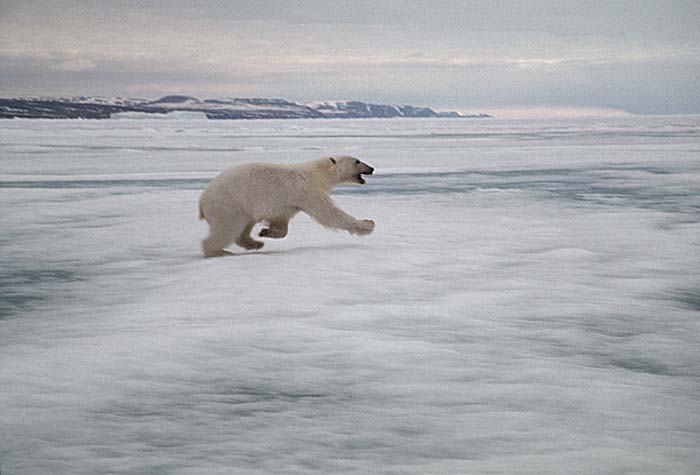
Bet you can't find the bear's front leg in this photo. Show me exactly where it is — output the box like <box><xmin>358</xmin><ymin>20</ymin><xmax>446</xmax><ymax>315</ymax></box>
<box><xmin>353</xmin><ymin>219</ymin><xmax>375</xmax><ymax>235</ymax></box>
<box><xmin>304</xmin><ymin>196</ymin><xmax>375</xmax><ymax>236</ymax></box>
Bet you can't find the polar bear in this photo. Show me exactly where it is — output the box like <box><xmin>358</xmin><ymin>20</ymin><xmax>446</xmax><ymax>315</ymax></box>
<box><xmin>198</xmin><ymin>156</ymin><xmax>375</xmax><ymax>257</ymax></box>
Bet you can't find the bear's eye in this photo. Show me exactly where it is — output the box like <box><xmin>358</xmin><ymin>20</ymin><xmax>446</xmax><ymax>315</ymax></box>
<box><xmin>355</xmin><ymin>160</ymin><xmax>360</xmax><ymax>164</ymax></box>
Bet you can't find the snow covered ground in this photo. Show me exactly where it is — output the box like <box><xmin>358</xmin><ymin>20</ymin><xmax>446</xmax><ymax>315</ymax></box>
<box><xmin>1</xmin><ymin>116</ymin><xmax>699</xmax><ymax>474</ymax></box>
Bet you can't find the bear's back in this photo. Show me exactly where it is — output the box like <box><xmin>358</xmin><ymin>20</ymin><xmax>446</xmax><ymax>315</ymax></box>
<box><xmin>201</xmin><ymin>162</ymin><xmax>311</xmax><ymax>220</ymax></box>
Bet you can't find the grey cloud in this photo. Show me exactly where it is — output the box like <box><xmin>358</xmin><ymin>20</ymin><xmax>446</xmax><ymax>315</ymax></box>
<box><xmin>1</xmin><ymin>0</ymin><xmax>699</xmax><ymax>113</ymax></box>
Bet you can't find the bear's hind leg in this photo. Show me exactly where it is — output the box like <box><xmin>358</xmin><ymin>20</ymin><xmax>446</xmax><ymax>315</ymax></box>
<box><xmin>259</xmin><ymin>218</ymin><xmax>289</xmax><ymax>239</ymax></box>
<box><xmin>202</xmin><ymin>219</ymin><xmax>243</xmax><ymax>257</ymax></box>
<box><xmin>235</xmin><ymin>222</ymin><xmax>264</xmax><ymax>250</ymax></box>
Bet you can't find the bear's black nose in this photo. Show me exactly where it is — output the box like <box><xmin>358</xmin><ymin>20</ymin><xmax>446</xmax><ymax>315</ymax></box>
<box><xmin>366</xmin><ymin>167</ymin><xmax>374</xmax><ymax>175</ymax></box>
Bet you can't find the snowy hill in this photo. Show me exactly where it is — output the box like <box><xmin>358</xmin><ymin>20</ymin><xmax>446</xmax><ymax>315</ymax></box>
<box><xmin>305</xmin><ymin>100</ymin><xmax>475</xmax><ymax>118</ymax></box>
<box><xmin>0</xmin><ymin>96</ymin><xmax>490</xmax><ymax>120</ymax></box>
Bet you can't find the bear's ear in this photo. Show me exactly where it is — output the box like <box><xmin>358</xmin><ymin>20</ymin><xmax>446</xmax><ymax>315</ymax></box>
<box><xmin>329</xmin><ymin>157</ymin><xmax>336</xmax><ymax>164</ymax></box>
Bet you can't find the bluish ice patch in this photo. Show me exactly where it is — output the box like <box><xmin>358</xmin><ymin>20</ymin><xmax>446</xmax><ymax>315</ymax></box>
<box><xmin>335</xmin><ymin>166</ymin><xmax>700</xmax><ymax>217</ymax></box>
<box><xmin>674</xmin><ymin>290</ymin><xmax>700</xmax><ymax>312</ymax></box>
<box><xmin>609</xmin><ymin>357</ymin><xmax>673</xmax><ymax>376</ymax></box>
<box><xmin>0</xmin><ymin>178</ymin><xmax>210</xmax><ymax>191</ymax></box>
<box><xmin>0</xmin><ymin>143</ymin><xmax>244</xmax><ymax>153</ymax></box>
<box><xmin>0</xmin><ymin>267</ymin><xmax>81</xmax><ymax>319</ymax></box>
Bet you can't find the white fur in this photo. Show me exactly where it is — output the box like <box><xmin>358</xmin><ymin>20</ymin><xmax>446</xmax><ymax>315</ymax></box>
<box><xmin>198</xmin><ymin>156</ymin><xmax>375</xmax><ymax>257</ymax></box>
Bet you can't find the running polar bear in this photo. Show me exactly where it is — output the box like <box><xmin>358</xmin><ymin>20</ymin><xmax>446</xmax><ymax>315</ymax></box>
<box><xmin>198</xmin><ymin>156</ymin><xmax>375</xmax><ymax>257</ymax></box>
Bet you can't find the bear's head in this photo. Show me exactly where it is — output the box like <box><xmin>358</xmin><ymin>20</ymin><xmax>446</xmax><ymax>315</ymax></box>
<box><xmin>327</xmin><ymin>156</ymin><xmax>374</xmax><ymax>185</ymax></box>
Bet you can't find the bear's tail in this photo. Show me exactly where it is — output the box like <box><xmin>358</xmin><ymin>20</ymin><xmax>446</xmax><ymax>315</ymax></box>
<box><xmin>198</xmin><ymin>205</ymin><xmax>205</xmax><ymax>221</ymax></box>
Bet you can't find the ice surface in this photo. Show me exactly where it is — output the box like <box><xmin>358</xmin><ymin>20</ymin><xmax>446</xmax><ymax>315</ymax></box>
<box><xmin>111</xmin><ymin>110</ymin><xmax>209</xmax><ymax>120</ymax></box>
<box><xmin>1</xmin><ymin>116</ymin><xmax>700</xmax><ymax>474</ymax></box>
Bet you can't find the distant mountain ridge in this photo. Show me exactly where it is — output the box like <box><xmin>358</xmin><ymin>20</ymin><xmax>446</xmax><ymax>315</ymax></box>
<box><xmin>0</xmin><ymin>95</ymin><xmax>491</xmax><ymax>120</ymax></box>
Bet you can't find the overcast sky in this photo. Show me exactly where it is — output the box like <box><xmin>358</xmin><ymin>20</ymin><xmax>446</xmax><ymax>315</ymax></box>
<box><xmin>1</xmin><ymin>0</ymin><xmax>698</xmax><ymax>115</ymax></box>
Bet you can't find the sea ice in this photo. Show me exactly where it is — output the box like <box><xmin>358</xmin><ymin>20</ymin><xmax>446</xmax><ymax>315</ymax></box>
<box><xmin>1</xmin><ymin>116</ymin><xmax>699</xmax><ymax>474</ymax></box>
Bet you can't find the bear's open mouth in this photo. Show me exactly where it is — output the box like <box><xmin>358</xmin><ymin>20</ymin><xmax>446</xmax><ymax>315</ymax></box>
<box><xmin>357</xmin><ymin>167</ymin><xmax>374</xmax><ymax>184</ymax></box>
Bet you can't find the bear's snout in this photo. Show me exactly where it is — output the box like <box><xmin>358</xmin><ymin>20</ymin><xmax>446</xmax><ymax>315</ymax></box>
<box><xmin>365</xmin><ymin>167</ymin><xmax>374</xmax><ymax>175</ymax></box>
